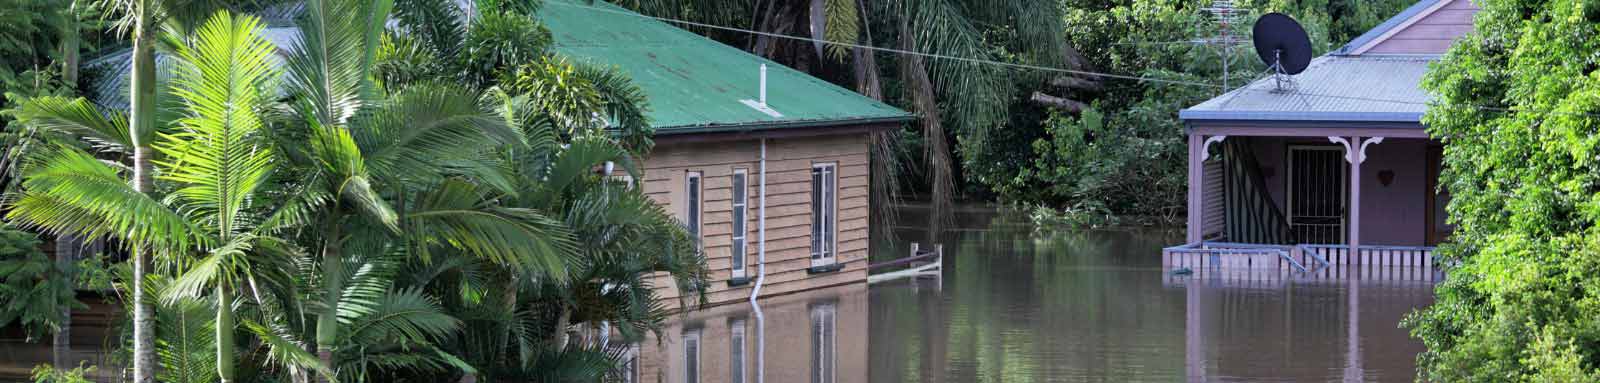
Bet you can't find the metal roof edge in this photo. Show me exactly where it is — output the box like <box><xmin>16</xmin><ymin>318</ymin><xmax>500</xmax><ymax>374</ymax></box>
<box><xmin>1332</xmin><ymin>0</ymin><xmax>1448</xmax><ymax>55</ymax></box>
<box><xmin>652</xmin><ymin>115</ymin><xmax>915</xmax><ymax>136</ymax></box>
<box><xmin>1179</xmin><ymin>110</ymin><xmax>1423</xmax><ymax>123</ymax></box>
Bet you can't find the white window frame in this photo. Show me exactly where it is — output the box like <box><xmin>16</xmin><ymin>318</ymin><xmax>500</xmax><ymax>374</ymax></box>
<box><xmin>683</xmin><ymin>328</ymin><xmax>702</xmax><ymax>383</ymax></box>
<box><xmin>810</xmin><ymin>163</ymin><xmax>838</xmax><ymax>267</ymax></box>
<box><xmin>810</xmin><ymin>304</ymin><xmax>836</xmax><ymax>383</ymax></box>
<box><xmin>730</xmin><ymin>319</ymin><xmax>747</xmax><ymax>383</ymax></box>
<box><xmin>731</xmin><ymin>168</ymin><xmax>749</xmax><ymax>279</ymax></box>
<box><xmin>685</xmin><ymin>171</ymin><xmax>703</xmax><ymax>247</ymax></box>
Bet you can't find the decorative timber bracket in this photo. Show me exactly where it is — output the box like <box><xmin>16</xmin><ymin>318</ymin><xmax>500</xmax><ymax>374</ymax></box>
<box><xmin>1200</xmin><ymin>135</ymin><xmax>1228</xmax><ymax>161</ymax></box>
<box><xmin>1328</xmin><ymin>136</ymin><xmax>1383</xmax><ymax>163</ymax></box>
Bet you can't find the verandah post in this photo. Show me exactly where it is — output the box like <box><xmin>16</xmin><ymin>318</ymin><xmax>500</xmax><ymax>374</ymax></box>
<box><xmin>1349</xmin><ymin>135</ymin><xmax>1362</xmax><ymax>263</ymax></box>
<box><xmin>1188</xmin><ymin>133</ymin><xmax>1204</xmax><ymax>243</ymax></box>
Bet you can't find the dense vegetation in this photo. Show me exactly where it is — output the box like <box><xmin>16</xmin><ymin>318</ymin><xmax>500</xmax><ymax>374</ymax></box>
<box><xmin>1403</xmin><ymin>0</ymin><xmax>1600</xmax><ymax>380</ymax></box>
<box><xmin>617</xmin><ymin>0</ymin><xmax>1415</xmax><ymax>227</ymax></box>
<box><xmin>2</xmin><ymin>0</ymin><xmax>705</xmax><ymax>382</ymax></box>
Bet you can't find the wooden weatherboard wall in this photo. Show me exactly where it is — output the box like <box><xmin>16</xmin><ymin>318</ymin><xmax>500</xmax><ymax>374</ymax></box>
<box><xmin>640</xmin><ymin>132</ymin><xmax>872</xmax><ymax>308</ymax></box>
<box><xmin>1360</xmin><ymin>0</ymin><xmax>1479</xmax><ymax>55</ymax></box>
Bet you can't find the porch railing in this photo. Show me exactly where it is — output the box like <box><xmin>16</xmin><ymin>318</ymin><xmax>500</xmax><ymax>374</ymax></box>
<box><xmin>1163</xmin><ymin>242</ymin><xmax>1443</xmax><ymax>283</ymax></box>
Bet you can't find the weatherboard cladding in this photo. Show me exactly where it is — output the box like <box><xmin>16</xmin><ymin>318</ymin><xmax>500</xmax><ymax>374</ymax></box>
<box><xmin>1179</xmin><ymin>55</ymin><xmax>1434</xmax><ymax>123</ymax></box>
<box><xmin>537</xmin><ymin>0</ymin><xmax>912</xmax><ymax>135</ymax></box>
<box><xmin>1331</xmin><ymin>0</ymin><xmax>1449</xmax><ymax>56</ymax></box>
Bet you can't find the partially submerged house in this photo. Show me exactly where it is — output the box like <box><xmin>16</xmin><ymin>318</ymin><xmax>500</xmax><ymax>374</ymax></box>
<box><xmin>539</xmin><ymin>1</ymin><xmax>913</xmax><ymax>307</ymax></box>
<box><xmin>1166</xmin><ymin>0</ymin><xmax>1478</xmax><ymax>270</ymax></box>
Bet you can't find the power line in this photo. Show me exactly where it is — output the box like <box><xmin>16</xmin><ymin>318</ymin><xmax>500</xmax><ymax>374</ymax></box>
<box><xmin>544</xmin><ymin>1</ymin><xmax>1222</xmax><ymax>89</ymax></box>
<box><xmin>545</xmin><ymin>0</ymin><xmax>1600</xmax><ymax>119</ymax></box>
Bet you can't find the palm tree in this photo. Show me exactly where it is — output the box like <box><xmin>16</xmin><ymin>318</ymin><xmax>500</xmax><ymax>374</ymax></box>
<box><xmin>8</xmin><ymin>11</ymin><xmax>288</xmax><ymax>383</ymax></box>
<box><xmin>273</xmin><ymin>1</ymin><xmax>582</xmax><ymax>379</ymax></box>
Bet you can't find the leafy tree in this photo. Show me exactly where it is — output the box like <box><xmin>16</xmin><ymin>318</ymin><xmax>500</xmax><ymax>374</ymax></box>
<box><xmin>1404</xmin><ymin>0</ymin><xmax>1600</xmax><ymax>380</ymax></box>
<box><xmin>0</xmin><ymin>224</ymin><xmax>81</xmax><ymax>341</ymax></box>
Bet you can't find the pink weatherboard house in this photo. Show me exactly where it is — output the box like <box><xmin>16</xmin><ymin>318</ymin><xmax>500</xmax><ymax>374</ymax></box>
<box><xmin>1165</xmin><ymin>0</ymin><xmax>1478</xmax><ymax>274</ymax></box>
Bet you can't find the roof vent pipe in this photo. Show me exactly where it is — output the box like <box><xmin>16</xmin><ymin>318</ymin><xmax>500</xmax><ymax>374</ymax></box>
<box><xmin>741</xmin><ymin>65</ymin><xmax>783</xmax><ymax>118</ymax></box>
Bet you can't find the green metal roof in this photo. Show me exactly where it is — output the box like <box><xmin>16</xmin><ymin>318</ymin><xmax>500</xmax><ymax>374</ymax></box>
<box><xmin>538</xmin><ymin>0</ymin><xmax>913</xmax><ymax>135</ymax></box>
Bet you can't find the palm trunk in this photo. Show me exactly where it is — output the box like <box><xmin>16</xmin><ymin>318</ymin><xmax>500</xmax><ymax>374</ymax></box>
<box><xmin>129</xmin><ymin>24</ymin><xmax>158</xmax><ymax>383</ymax></box>
<box><xmin>897</xmin><ymin>19</ymin><xmax>953</xmax><ymax>244</ymax></box>
<box><xmin>552</xmin><ymin>304</ymin><xmax>571</xmax><ymax>349</ymax></box>
<box><xmin>315</xmin><ymin>221</ymin><xmax>343</xmax><ymax>383</ymax></box>
<box><xmin>52</xmin><ymin>235</ymin><xmax>78</xmax><ymax>368</ymax></box>
<box><xmin>216</xmin><ymin>284</ymin><xmax>235</xmax><ymax>383</ymax></box>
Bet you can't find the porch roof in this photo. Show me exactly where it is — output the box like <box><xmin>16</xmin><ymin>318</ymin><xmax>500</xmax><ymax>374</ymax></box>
<box><xmin>1179</xmin><ymin>55</ymin><xmax>1435</xmax><ymax>124</ymax></box>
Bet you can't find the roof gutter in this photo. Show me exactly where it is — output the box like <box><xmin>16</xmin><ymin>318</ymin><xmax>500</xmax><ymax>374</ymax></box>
<box><xmin>651</xmin><ymin>115</ymin><xmax>916</xmax><ymax>136</ymax></box>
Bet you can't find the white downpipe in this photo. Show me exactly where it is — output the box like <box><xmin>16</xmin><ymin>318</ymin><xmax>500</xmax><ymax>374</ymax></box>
<box><xmin>751</xmin><ymin>139</ymin><xmax>769</xmax><ymax>383</ymax></box>
<box><xmin>750</xmin><ymin>139</ymin><xmax>768</xmax><ymax>303</ymax></box>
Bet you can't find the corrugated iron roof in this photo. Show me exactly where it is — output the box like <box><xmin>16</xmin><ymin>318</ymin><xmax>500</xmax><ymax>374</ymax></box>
<box><xmin>1180</xmin><ymin>55</ymin><xmax>1434</xmax><ymax>123</ymax></box>
<box><xmin>538</xmin><ymin>0</ymin><xmax>913</xmax><ymax>135</ymax></box>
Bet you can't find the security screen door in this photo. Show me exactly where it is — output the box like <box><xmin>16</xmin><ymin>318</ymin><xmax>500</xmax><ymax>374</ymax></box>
<box><xmin>1287</xmin><ymin>146</ymin><xmax>1347</xmax><ymax>244</ymax></box>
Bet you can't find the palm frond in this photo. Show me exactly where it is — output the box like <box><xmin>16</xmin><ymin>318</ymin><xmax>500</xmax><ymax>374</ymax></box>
<box><xmin>406</xmin><ymin>178</ymin><xmax>576</xmax><ymax>280</ymax></box>
<box><xmin>158</xmin><ymin>11</ymin><xmax>280</xmax><ymax>239</ymax></box>
<box><xmin>341</xmin><ymin>287</ymin><xmax>460</xmax><ymax>345</ymax></box>
<box><xmin>285</xmin><ymin>0</ymin><xmax>392</xmax><ymax>126</ymax></box>
<box><xmin>7</xmin><ymin>96</ymin><xmax>133</xmax><ymax>152</ymax></box>
<box><xmin>155</xmin><ymin>295</ymin><xmax>218</xmax><ymax>383</ymax></box>
<box><xmin>354</xmin><ymin>83</ymin><xmax>521</xmax><ymax>187</ymax></box>
<box><xmin>5</xmin><ymin>145</ymin><xmax>194</xmax><ymax>252</ymax></box>
<box><xmin>241</xmin><ymin>319</ymin><xmax>334</xmax><ymax>379</ymax></box>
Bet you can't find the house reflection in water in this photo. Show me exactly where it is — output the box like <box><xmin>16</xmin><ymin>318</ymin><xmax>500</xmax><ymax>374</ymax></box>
<box><xmin>623</xmin><ymin>283</ymin><xmax>867</xmax><ymax>383</ymax></box>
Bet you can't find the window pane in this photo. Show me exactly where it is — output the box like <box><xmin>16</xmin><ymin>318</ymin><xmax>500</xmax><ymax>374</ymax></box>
<box><xmin>685</xmin><ymin>333</ymin><xmax>700</xmax><ymax>383</ymax></box>
<box><xmin>733</xmin><ymin>172</ymin><xmax>746</xmax><ymax>204</ymax></box>
<box><xmin>687</xmin><ymin>174</ymin><xmax>700</xmax><ymax>240</ymax></box>
<box><xmin>812</xmin><ymin>168</ymin><xmax>823</xmax><ymax>259</ymax></box>
<box><xmin>732</xmin><ymin>208</ymin><xmax>745</xmax><ymax>272</ymax></box>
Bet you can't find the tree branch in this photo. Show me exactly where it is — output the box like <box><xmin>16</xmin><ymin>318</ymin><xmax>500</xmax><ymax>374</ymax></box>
<box><xmin>1030</xmin><ymin>92</ymin><xmax>1088</xmax><ymax>111</ymax></box>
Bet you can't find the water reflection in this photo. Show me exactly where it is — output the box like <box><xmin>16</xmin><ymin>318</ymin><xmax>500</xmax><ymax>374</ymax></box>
<box><xmin>634</xmin><ymin>283</ymin><xmax>868</xmax><ymax>383</ymax></box>
<box><xmin>865</xmin><ymin>212</ymin><xmax>1434</xmax><ymax>382</ymax></box>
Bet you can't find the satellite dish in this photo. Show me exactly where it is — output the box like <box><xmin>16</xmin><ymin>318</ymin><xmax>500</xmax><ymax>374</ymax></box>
<box><xmin>1252</xmin><ymin>13</ymin><xmax>1312</xmax><ymax>75</ymax></box>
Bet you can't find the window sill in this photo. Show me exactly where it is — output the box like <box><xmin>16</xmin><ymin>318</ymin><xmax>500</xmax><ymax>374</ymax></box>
<box><xmin>806</xmin><ymin>263</ymin><xmax>844</xmax><ymax>274</ymax></box>
<box><xmin>726</xmin><ymin>276</ymin><xmax>753</xmax><ymax>287</ymax></box>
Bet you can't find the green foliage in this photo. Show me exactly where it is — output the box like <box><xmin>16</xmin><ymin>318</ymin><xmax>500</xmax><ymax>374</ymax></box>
<box><xmin>1404</xmin><ymin>0</ymin><xmax>1600</xmax><ymax>380</ymax></box>
<box><xmin>29</xmin><ymin>363</ymin><xmax>97</xmax><ymax>383</ymax></box>
<box><xmin>463</xmin><ymin>10</ymin><xmax>552</xmax><ymax>87</ymax></box>
<box><xmin>988</xmin><ymin>0</ymin><xmax>1413</xmax><ymax>217</ymax></box>
<box><xmin>0</xmin><ymin>224</ymin><xmax>83</xmax><ymax>340</ymax></box>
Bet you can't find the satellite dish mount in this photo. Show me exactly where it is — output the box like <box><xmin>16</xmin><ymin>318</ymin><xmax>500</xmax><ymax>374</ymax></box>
<box><xmin>1252</xmin><ymin>13</ymin><xmax>1312</xmax><ymax>93</ymax></box>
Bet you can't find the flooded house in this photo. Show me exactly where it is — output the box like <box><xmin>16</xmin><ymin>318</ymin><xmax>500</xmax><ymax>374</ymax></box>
<box><xmin>1166</xmin><ymin>0</ymin><xmax>1478</xmax><ymax>273</ymax></box>
<box><xmin>538</xmin><ymin>1</ymin><xmax>914</xmax><ymax>307</ymax></box>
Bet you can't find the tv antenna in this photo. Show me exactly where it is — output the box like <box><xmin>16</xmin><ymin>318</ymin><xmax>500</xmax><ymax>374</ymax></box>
<box><xmin>1251</xmin><ymin>13</ymin><xmax>1313</xmax><ymax>92</ymax></box>
<box><xmin>1199</xmin><ymin>0</ymin><xmax>1248</xmax><ymax>90</ymax></box>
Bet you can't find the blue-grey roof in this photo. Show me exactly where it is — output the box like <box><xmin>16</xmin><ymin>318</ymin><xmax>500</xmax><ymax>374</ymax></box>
<box><xmin>1179</xmin><ymin>55</ymin><xmax>1434</xmax><ymax>123</ymax></box>
<box><xmin>1331</xmin><ymin>0</ymin><xmax>1446</xmax><ymax>56</ymax></box>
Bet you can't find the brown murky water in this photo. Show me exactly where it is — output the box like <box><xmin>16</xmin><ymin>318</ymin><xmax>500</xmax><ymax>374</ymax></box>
<box><xmin>637</xmin><ymin>209</ymin><xmax>1435</xmax><ymax>383</ymax></box>
<box><xmin>2</xmin><ymin>208</ymin><xmax>1435</xmax><ymax>382</ymax></box>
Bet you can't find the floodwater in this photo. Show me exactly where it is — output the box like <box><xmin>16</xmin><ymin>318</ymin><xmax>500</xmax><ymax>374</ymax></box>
<box><xmin>1</xmin><ymin>208</ymin><xmax>1437</xmax><ymax>382</ymax></box>
<box><xmin>635</xmin><ymin>208</ymin><xmax>1436</xmax><ymax>382</ymax></box>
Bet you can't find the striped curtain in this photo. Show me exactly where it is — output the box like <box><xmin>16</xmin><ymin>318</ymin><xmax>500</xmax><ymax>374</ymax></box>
<box><xmin>1221</xmin><ymin>140</ymin><xmax>1292</xmax><ymax>244</ymax></box>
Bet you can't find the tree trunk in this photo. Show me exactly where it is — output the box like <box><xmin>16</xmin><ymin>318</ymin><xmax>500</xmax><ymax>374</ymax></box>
<box><xmin>898</xmin><ymin>19</ymin><xmax>953</xmax><ymax>244</ymax></box>
<box><xmin>551</xmin><ymin>304</ymin><xmax>571</xmax><ymax>349</ymax></box>
<box><xmin>1028</xmin><ymin>92</ymin><xmax>1087</xmax><ymax>111</ymax></box>
<box><xmin>216</xmin><ymin>284</ymin><xmax>235</xmax><ymax>383</ymax></box>
<box><xmin>129</xmin><ymin>23</ymin><xmax>158</xmax><ymax>383</ymax></box>
<box><xmin>52</xmin><ymin>235</ymin><xmax>78</xmax><ymax>369</ymax></box>
<box><xmin>60</xmin><ymin>9</ymin><xmax>79</xmax><ymax>86</ymax></box>
<box><xmin>315</xmin><ymin>221</ymin><xmax>343</xmax><ymax>383</ymax></box>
